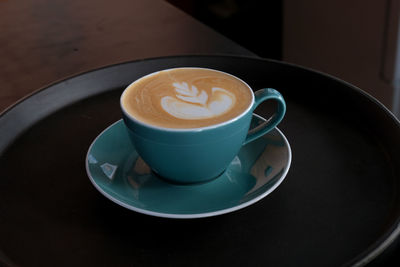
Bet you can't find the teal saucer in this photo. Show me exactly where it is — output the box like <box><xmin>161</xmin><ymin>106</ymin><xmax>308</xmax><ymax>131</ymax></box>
<box><xmin>85</xmin><ymin>115</ymin><xmax>291</xmax><ymax>218</ymax></box>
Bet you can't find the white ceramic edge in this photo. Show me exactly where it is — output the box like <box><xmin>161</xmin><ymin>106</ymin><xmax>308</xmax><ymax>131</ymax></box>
<box><xmin>85</xmin><ymin>119</ymin><xmax>292</xmax><ymax>219</ymax></box>
<box><xmin>119</xmin><ymin>67</ymin><xmax>256</xmax><ymax>132</ymax></box>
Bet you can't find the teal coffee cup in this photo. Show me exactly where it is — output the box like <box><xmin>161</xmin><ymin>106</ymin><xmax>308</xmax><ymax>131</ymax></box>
<box><xmin>121</xmin><ymin>67</ymin><xmax>286</xmax><ymax>184</ymax></box>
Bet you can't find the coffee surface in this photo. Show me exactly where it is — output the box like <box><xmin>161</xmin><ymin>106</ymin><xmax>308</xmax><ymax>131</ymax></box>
<box><xmin>122</xmin><ymin>68</ymin><xmax>253</xmax><ymax>129</ymax></box>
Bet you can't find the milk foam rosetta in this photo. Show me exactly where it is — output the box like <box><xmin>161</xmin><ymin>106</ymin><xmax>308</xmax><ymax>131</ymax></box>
<box><xmin>161</xmin><ymin>82</ymin><xmax>235</xmax><ymax>120</ymax></box>
<box><xmin>122</xmin><ymin>68</ymin><xmax>253</xmax><ymax>129</ymax></box>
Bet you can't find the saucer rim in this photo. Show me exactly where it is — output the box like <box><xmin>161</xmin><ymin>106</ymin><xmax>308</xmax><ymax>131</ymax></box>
<box><xmin>85</xmin><ymin>118</ymin><xmax>292</xmax><ymax>219</ymax></box>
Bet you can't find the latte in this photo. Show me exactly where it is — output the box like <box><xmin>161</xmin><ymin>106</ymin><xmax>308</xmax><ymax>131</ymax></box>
<box><xmin>121</xmin><ymin>68</ymin><xmax>253</xmax><ymax>129</ymax></box>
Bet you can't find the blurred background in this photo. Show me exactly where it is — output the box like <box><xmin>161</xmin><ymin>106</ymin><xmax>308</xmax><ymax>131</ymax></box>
<box><xmin>166</xmin><ymin>0</ymin><xmax>400</xmax><ymax>119</ymax></box>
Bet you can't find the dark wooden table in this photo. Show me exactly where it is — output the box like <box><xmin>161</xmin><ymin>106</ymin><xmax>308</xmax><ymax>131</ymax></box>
<box><xmin>0</xmin><ymin>0</ymin><xmax>254</xmax><ymax>113</ymax></box>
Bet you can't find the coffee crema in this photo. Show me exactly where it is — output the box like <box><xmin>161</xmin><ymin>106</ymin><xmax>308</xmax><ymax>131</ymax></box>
<box><xmin>121</xmin><ymin>68</ymin><xmax>253</xmax><ymax>129</ymax></box>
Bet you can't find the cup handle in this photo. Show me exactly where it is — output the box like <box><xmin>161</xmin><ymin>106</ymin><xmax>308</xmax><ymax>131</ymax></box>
<box><xmin>243</xmin><ymin>88</ymin><xmax>286</xmax><ymax>145</ymax></box>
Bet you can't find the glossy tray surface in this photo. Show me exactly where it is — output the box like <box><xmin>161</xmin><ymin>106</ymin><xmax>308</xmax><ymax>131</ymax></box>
<box><xmin>1</xmin><ymin>55</ymin><xmax>399</xmax><ymax>266</ymax></box>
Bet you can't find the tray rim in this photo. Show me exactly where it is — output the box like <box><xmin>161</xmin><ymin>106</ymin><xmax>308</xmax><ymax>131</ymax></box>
<box><xmin>1</xmin><ymin>54</ymin><xmax>399</xmax><ymax>123</ymax></box>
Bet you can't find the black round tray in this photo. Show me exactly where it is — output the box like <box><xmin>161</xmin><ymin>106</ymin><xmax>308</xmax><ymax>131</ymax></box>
<box><xmin>1</xmin><ymin>55</ymin><xmax>399</xmax><ymax>266</ymax></box>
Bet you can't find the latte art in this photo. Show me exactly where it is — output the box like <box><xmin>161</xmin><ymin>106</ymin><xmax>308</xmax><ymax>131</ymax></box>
<box><xmin>161</xmin><ymin>82</ymin><xmax>235</xmax><ymax>120</ymax></box>
<box><xmin>121</xmin><ymin>68</ymin><xmax>253</xmax><ymax>129</ymax></box>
